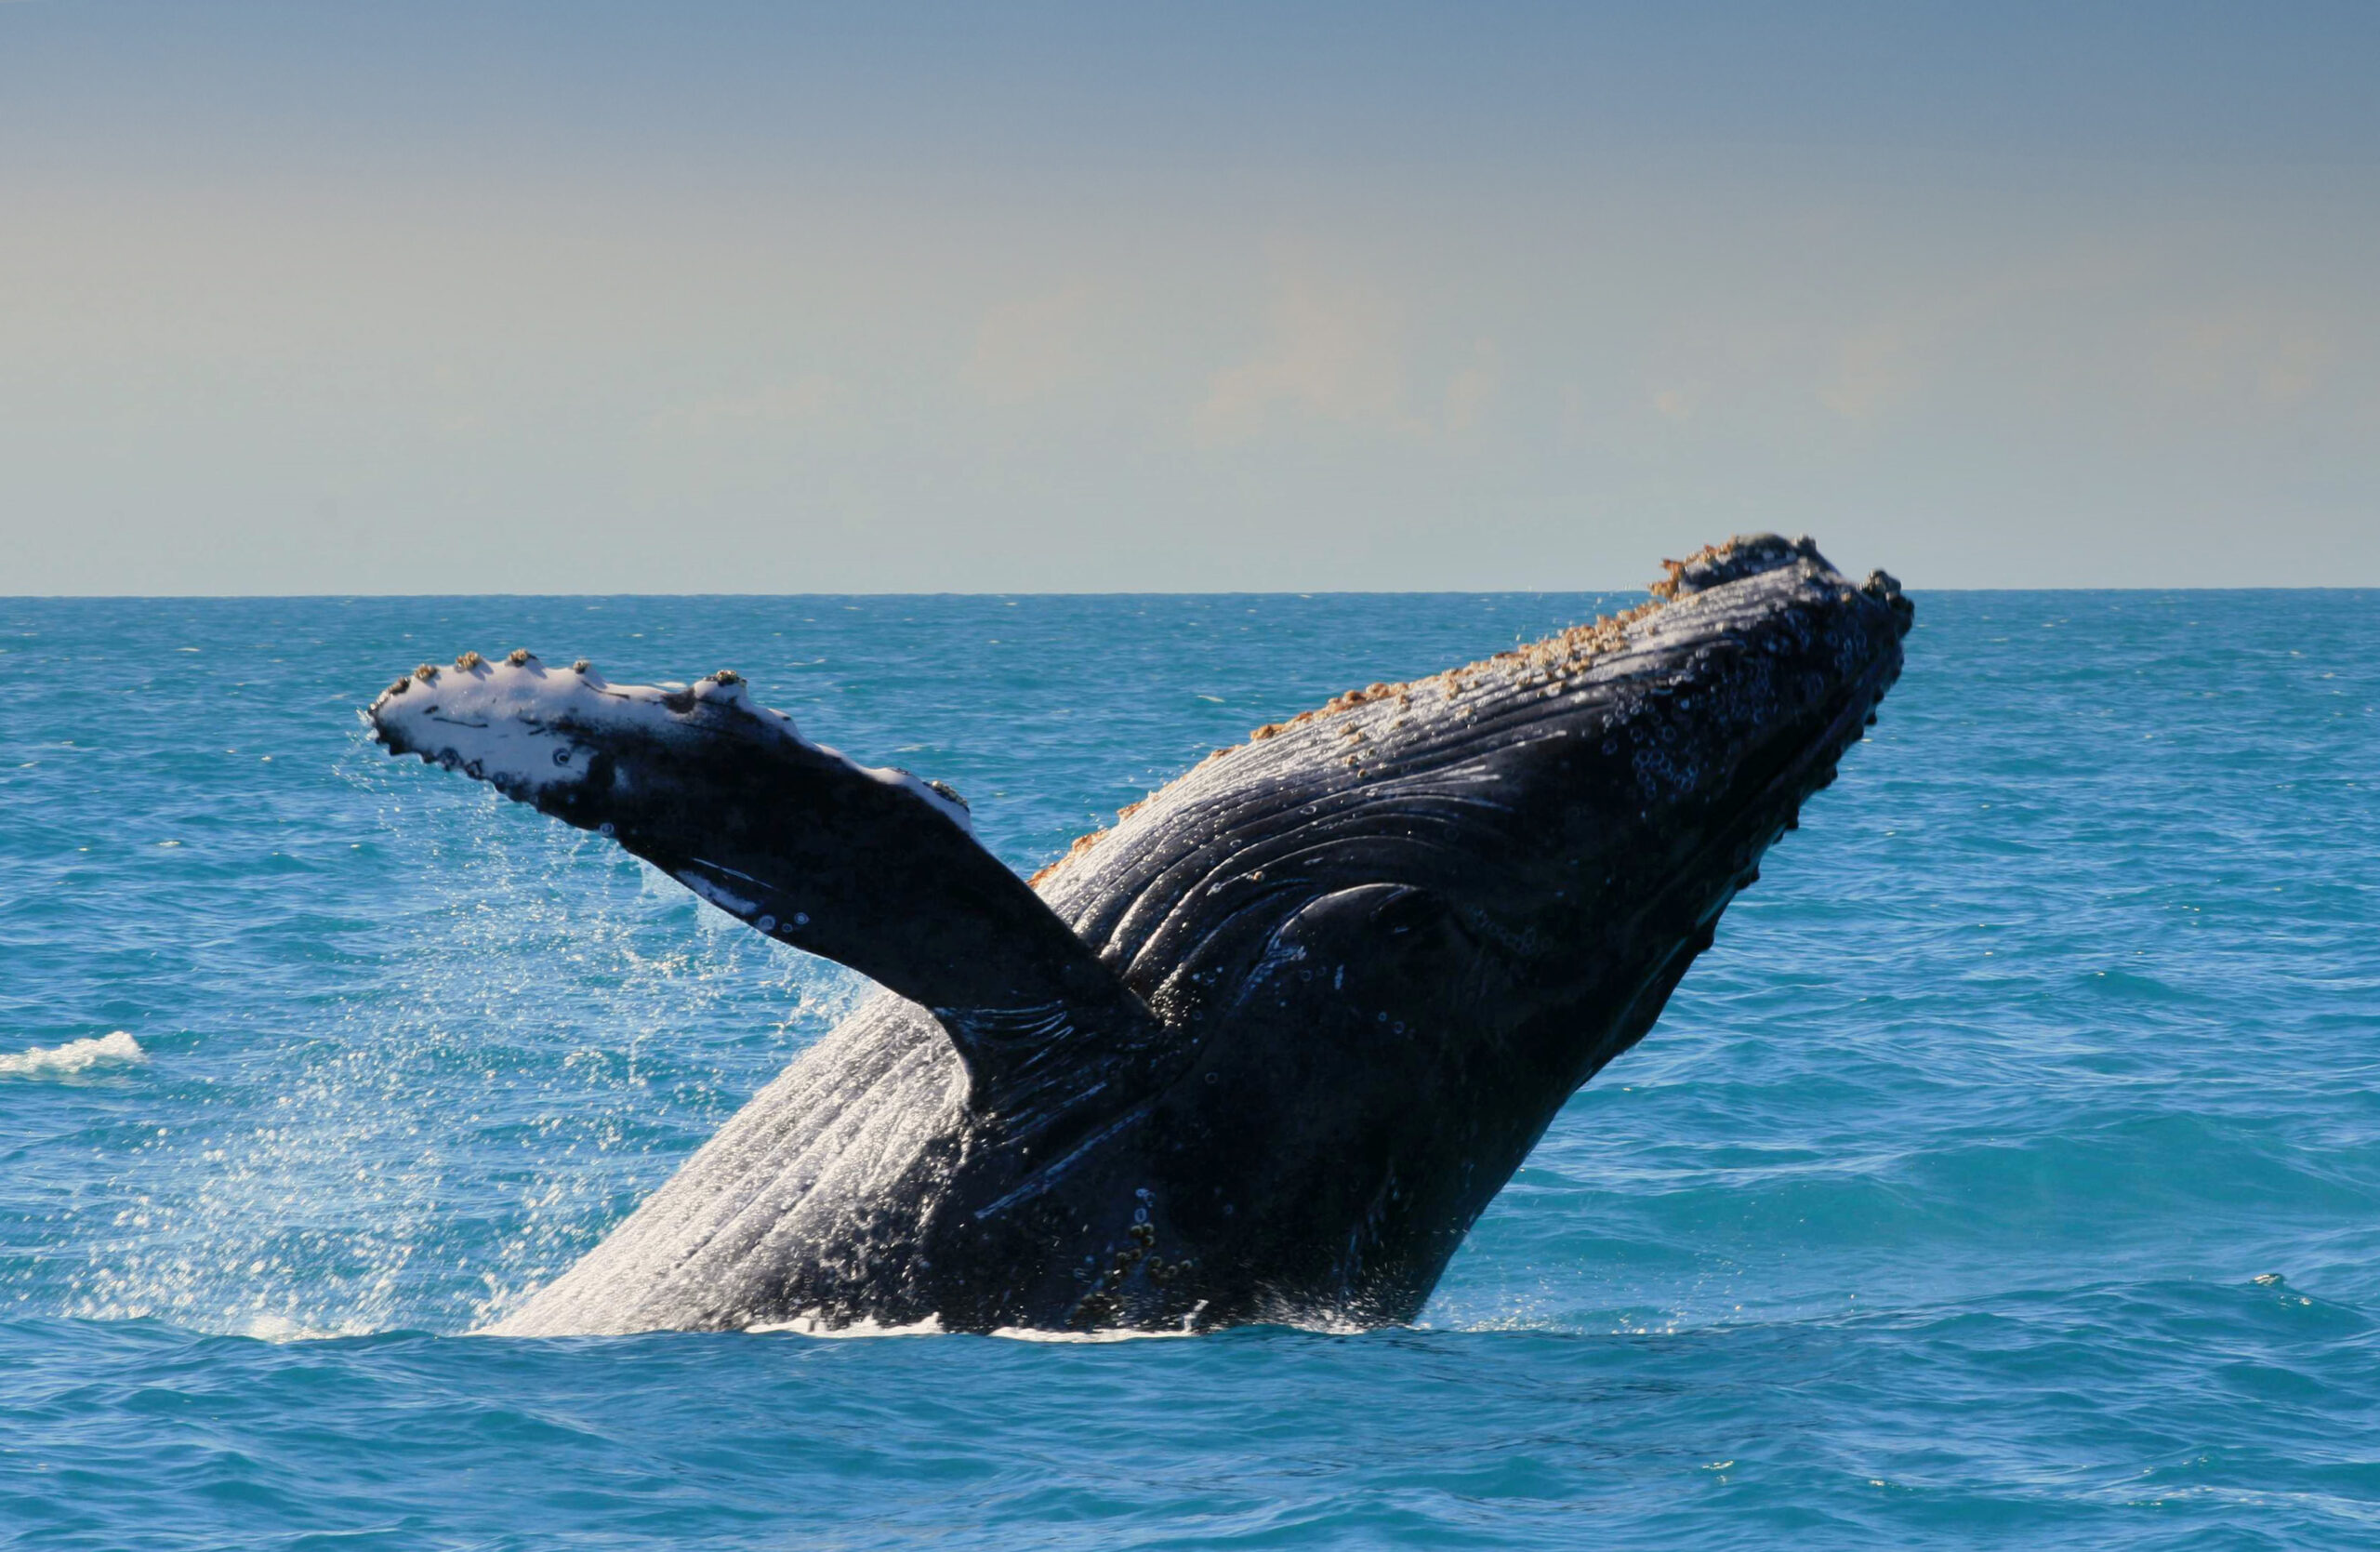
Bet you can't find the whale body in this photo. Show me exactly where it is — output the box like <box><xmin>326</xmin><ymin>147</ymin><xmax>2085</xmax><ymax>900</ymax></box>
<box><xmin>366</xmin><ymin>535</ymin><xmax>1911</xmax><ymax>1334</ymax></box>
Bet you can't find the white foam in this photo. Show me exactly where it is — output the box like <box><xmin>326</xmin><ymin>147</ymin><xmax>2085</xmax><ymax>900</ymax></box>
<box><xmin>738</xmin><ymin>1314</ymin><xmax>1198</xmax><ymax>1343</ymax></box>
<box><xmin>985</xmin><ymin>1323</ymin><xmax>1201</xmax><ymax>1344</ymax></box>
<box><xmin>745</xmin><ymin>1312</ymin><xmax>948</xmax><ymax>1338</ymax></box>
<box><xmin>0</xmin><ymin>1030</ymin><xmax>145</xmax><ymax>1079</ymax></box>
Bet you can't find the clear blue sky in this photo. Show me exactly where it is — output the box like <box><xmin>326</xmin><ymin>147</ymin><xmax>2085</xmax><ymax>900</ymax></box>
<box><xmin>3</xmin><ymin>1</ymin><xmax>2373</xmax><ymax>592</ymax></box>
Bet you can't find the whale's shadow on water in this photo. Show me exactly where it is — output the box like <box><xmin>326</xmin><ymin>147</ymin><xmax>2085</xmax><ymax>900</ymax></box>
<box><xmin>363</xmin><ymin>535</ymin><xmax>1911</xmax><ymax>1337</ymax></box>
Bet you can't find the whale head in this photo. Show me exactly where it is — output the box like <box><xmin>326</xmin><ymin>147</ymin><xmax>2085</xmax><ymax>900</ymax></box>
<box><xmin>1019</xmin><ymin>534</ymin><xmax>1912</xmax><ymax>1324</ymax></box>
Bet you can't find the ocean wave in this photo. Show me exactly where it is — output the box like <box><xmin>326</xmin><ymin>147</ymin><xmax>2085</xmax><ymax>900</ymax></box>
<box><xmin>0</xmin><ymin>1030</ymin><xmax>145</xmax><ymax>1080</ymax></box>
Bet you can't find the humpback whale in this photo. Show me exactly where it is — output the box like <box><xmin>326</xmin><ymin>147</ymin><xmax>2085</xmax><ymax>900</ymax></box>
<box><xmin>367</xmin><ymin>535</ymin><xmax>1911</xmax><ymax>1334</ymax></box>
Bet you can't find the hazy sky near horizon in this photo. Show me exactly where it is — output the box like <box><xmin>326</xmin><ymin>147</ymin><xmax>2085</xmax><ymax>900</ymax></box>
<box><xmin>3</xmin><ymin>1</ymin><xmax>2375</xmax><ymax>593</ymax></box>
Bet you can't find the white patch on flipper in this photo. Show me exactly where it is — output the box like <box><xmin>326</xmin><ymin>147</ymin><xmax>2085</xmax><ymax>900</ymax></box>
<box><xmin>369</xmin><ymin>657</ymin><xmax>972</xmax><ymax>834</ymax></box>
<box><xmin>0</xmin><ymin>1030</ymin><xmax>145</xmax><ymax>1079</ymax></box>
<box><xmin>368</xmin><ymin>658</ymin><xmax>727</xmax><ymax>802</ymax></box>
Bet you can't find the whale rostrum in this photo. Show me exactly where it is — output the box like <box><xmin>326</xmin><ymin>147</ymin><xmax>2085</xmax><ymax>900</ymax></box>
<box><xmin>366</xmin><ymin>534</ymin><xmax>1912</xmax><ymax>1334</ymax></box>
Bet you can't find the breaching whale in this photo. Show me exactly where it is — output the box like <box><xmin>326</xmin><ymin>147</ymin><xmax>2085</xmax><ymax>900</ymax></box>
<box><xmin>367</xmin><ymin>535</ymin><xmax>1911</xmax><ymax>1334</ymax></box>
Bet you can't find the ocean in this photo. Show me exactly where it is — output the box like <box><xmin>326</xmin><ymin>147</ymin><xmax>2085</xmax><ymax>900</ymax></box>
<box><xmin>2</xmin><ymin>589</ymin><xmax>2374</xmax><ymax>1549</ymax></box>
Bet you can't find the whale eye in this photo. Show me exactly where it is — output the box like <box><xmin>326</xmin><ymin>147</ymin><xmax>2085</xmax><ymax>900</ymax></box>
<box><xmin>551</xmin><ymin>749</ymin><xmax>571</xmax><ymax>766</ymax></box>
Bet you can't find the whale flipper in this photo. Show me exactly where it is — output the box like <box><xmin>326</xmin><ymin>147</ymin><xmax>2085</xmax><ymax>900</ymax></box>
<box><xmin>366</xmin><ymin>657</ymin><xmax>1166</xmax><ymax>1133</ymax></box>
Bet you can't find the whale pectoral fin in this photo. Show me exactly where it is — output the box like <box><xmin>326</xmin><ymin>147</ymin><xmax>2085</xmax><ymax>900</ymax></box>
<box><xmin>366</xmin><ymin>658</ymin><xmax>1167</xmax><ymax>1125</ymax></box>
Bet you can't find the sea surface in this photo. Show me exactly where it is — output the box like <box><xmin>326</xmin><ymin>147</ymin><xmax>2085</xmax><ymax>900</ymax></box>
<box><xmin>2</xmin><ymin>589</ymin><xmax>2375</xmax><ymax>1549</ymax></box>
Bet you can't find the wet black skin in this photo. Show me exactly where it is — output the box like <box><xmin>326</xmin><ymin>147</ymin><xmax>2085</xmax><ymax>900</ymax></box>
<box><xmin>371</xmin><ymin>535</ymin><xmax>1912</xmax><ymax>1334</ymax></box>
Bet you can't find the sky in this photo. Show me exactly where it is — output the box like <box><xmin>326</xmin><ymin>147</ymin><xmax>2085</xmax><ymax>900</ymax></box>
<box><xmin>2</xmin><ymin>1</ymin><xmax>2374</xmax><ymax>593</ymax></box>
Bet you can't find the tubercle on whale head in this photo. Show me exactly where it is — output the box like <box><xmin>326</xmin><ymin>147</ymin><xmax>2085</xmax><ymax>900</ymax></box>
<box><xmin>1234</xmin><ymin>536</ymin><xmax>1817</xmax><ymax>744</ymax></box>
<box><xmin>1031</xmin><ymin>534</ymin><xmax>1909</xmax><ymax>909</ymax></box>
<box><xmin>1476</xmin><ymin>536</ymin><xmax>1910</xmax><ymax>947</ymax></box>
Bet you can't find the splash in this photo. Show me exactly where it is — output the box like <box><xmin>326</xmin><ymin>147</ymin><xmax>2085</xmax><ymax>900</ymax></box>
<box><xmin>985</xmin><ymin>1323</ymin><xmax>1200</xmax><ymax>1344</ymax></box>
<box><xmin>0</xmin><ymin>1030</ymin><xmax>145</xmax><ymax>1080</ymax></box>
<box><xmin>49</xmin><ymin>739</ymin><xmax>862</xmax><ymax>1339</ymax></box>
<box><xmin>738</xmin><ymin>1313</ymin><xmax>1202</xmax><ymax>1343</ymax></box>
<box><xmin>746</xmin><ymin>1313</ymin><xmax>948</xmax><ymax>1339</ymax></box>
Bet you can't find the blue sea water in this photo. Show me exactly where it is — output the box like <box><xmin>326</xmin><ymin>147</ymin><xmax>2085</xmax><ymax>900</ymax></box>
<box><xmin>1</xmin><ymin>589</ymin><xmax>2375</xmax><ymax>1550</ymax></box>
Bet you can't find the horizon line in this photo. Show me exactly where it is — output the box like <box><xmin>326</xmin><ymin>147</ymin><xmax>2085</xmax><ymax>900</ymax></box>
<box><xmin>5</xmin><ymin>585</ymin><xmax>2378</xmax><ymax>604</ymax></box>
